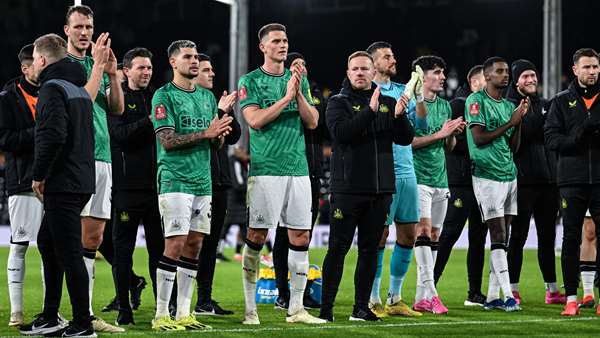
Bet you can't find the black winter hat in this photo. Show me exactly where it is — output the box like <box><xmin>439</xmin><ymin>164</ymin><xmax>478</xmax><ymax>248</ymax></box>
<box><xmin>511</xmin><ymin>59</ymin><xmax>537</xmax><ymax>81</ymax></box>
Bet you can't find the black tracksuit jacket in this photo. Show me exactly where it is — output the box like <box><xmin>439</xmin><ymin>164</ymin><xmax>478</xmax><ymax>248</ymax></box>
<box><xmin>326</xmin><ymin>78</ymin><xmax>414</xmax><ymax>195</ymax></box>
<box><xmin>32</xmin><ymin>57</ymin><xmax>95</xmax><ymax>194</ymax></box>
<box><xmin>544</xmin><ymin>81</ymin><xmax>600</xmax><ymax>186</ymax></box>
<box><xmin>0</xmin><ymin>76</ymin><xmax>38</xmax><ymax>195</ymax></box>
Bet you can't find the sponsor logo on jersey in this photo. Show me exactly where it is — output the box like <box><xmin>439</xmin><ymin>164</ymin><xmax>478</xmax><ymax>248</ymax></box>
<box><xmin>568</xmin><ymin>100</ymin><xmax>577</xmax><ymax>108</ymax></box>
<box><xmin>453</xmin><ymin>198</ymin><xmax>463</xmax><ymax>208</ymax></box>
<box><xmin>155</xmin><ymin>104</ymin><xmax>167</xmax><ymax>120</ymax></box>
<box><xmin>179</xmin><ymin>115</ymin><xmax>212</xmax><ymax>130</ymax></box>
<box><xmin>127</xmin><ymin>103</ymin><xmax>136</xmax><ymax>110</ymax></box>
<box><xmin>333</xmin><ymin>208</ymin><xmax>343</xmax><ymax>220</ymax></box>
<box><xmin>561</xmin><ymin>198</ymin><xmax>567</xmax><ymax>209</ymax></box>
<box><xmin>239</xmin><ymin>86</ymin><xmax>248</xmax><ymax>100</ymax></box>
<box><xmin>312</xmin><ymin>96</ymin><xmax>321</xmax><ymax>105</ymax></box>
<box><xmin>352</xmin><ymin>105</ymin><xmax>361</xmax><ymax>112</ymax></box>
<box><xmin>469</xmin><ymin>102</ymin><xmax>480</xmax><ymax>115</ymax></box>
<box><xmin>379</xmin><ymin>104</ymin><xmax>390</xmax><ymax>113</ymax></box>
<box><xmin>120</xmin><ymin>211</ymin><xmax>129</xmax><ymax>222</ymax></box>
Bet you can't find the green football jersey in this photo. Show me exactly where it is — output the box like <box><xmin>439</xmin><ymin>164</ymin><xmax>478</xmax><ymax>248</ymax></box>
<box><xmin>238</xmin><ymin>67</ymin><xmax>313</xmax><ymax>177</ymax></box>
<box><xmin>151</xmin><ymin>82</ymin><xmax>217</xmax><ymax>196</ymax></box>
<box><xmin>465</xmin><ymin>89</ymin><xmax>517</xmax><ymax>182</ymax></box>
<box><xmin>68</xmin><ymin>54</ymin><xmax>112</xmax><ymax>163</ymax></box>
<box><xmin>413</xmin><ymin>96</ymin><xmax>451</xmax><ymax>188</ymax></box>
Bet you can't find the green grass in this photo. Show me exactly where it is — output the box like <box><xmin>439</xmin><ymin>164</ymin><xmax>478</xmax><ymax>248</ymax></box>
<box><xmin>0</xmin><ymin>247</ymin><xmax>598</xmax><ymax>337</ymax></box>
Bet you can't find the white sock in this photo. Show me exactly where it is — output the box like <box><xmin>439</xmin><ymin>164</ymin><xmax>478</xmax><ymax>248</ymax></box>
<box><xmin>431</xmin><ymin>248</ymin><xmax>438</xmax><ymax>266</ymax></box>
<box><xmin>490</xmin><ymin>248</ymin><xmax>512</xmax><ymax>300</ymax></box>
<box><xmin>242</xmin><ymin>244</ymin><xmax>261</xmax><ymax>314</ymax></box>
<box><xmin>7</xmin><ymin>243</ymin><xmax>27</xmax><ymax>314</ymax></box>
<box><xmin>487</xmin><ymin>268</ymin><xmax>500</xmax><ymax>302</ymax></box>
<box><xmin>155</xmin><ymin>267</ymin><xmax>176</xmax><ymax>319</ymax></box>
<box><xmin>83</xmin><ymin>255</ymin><xmax>95</xmax><ymax>316</ymax></box>
<box><xmin>288</xmin><ymin>248</ymin><xmax>309</xmax><ymax>315</ymax></box>
<box><xmin>414</xmin><ymin>245</ymin><xmax>437</xmax><ymax>299</ymax></box>
<box><xmin>545</xmin><ymin>282</ymin><xmax>559</xmax><ymax>293</ymax></box>
<box><xmin>415</xmin><ymin>269</ymin><xmax>426</xmax><ymax>301</ymax></box>
<box><xmin>511</xmin><ymin>283</ymin><xmax>519</xmax><ymax>292</ymax></box>
<box><xmin>582</xmin><ymin>271</ymin><xmax>596</xmax><ymax>297</ymax></box>
<box><xmin>175</xmin><ymin>264</ymin><xmax>198</xmax><ymax>320</ymax></box>
<box><xmin>567</xmin><ymin>295</ymin><xmax>578</xmax><ymax>303</ymax></box>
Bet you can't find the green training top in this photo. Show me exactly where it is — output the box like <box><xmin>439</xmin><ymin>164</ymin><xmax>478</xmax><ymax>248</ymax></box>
<box><xmin>238</xmin><ymin>67</ymin><xmax>313</xmax><ymax>177</ymax></box>
<box><xmin>68</xmin><ymin>54</ymin><xmax>112</xmax><ymax>163</ymax></box>
<box><xmin>465</xmin><ymin>89</ymin><xmax>517</xmax><ymax>182</ymax></box>
<box><xmin>152</xmin><ymin>82</ymin><xmax>217</xmax><ymax>196</ymax></box>
<box><xmin>412</xmin><ymin>96</ymin><xmax>452</xmax><ymax>188</ymax></box>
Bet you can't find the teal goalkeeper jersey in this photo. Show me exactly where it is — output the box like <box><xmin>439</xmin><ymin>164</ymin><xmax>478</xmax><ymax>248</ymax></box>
<box><xmin>238</xmin><ymin>67</ymin><xmax>313</xmax><ymax>177</ymax></box>
<box><xmin>151</xmin><ymin>82</ymin><xmax>217</xmax><ymax>196</ymax></box>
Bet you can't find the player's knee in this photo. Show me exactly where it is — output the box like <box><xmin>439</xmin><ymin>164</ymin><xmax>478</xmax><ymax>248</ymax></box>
<box><xmin>246</xmin><ymin>229</ymin><xmax>267</xmax><ymax>245</ymax></box>
<box><xmin>84</xmin><ymin>232</ymin><xmax>103</xmax><ymax>249</ymax></box>
<box><xmin>288</xmin><ymin>229</ymin><xmax>310</xmax><ymax>247</ymax></box>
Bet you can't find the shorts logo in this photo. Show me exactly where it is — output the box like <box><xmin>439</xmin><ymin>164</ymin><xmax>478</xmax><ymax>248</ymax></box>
<box><xmin>352</xmin><ymin>105</ymin><xmax>361</xmax><ymax>112</ymax></box>
<box><xmin>255</xmin><ymin>214</ymin><xmax>265</xmax><ymax>224</ymax></box>
<box><xmin>378</xmin><ymin>104</ymin><xmax>390</xmax><ymax>113</ymax></box>
<box><xmin>120</xmin><ymin>211</ymin><xmax>129</xmax><ymax>222</ymax></box>
<box><xmin>171</xmin><ymin>219</ymin><xmax>182</xmax><ymax>230</ymax></box>
<box><xmin>16</xmin><ymin>226</ymin><xmax>26</xmax><ymax>237</ymax></box>
<box><xmin>239</xmin><ymin>86</ymin><xmax>248</xmax><ymax>100</ymax></box>
<box><xmin>453</xmin><ymin>198</ymin><xmax>463</xmax><ymax>208</ymax></box>
<box><xmin>155</xmin><ymin>104</ymin><xmax>167</xmax><ymax>120</ymax></box>
<box><xmin>561</xmin><ymin>198</ymin><xmax>567</xmax><ymax>209</ymax></box>
<box><xmin>333</xmin><ymin>208</ymin><xmax>344</xmax><ymax>220</ymax></box>
<box><xmin>469</xmin><ymin>102</ymin><xmax>480</xmax><ymax>116</ymax></box>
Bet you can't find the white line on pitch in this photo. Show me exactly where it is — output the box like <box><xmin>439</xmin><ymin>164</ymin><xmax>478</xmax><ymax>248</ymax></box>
<box><xmin>112</xmin><ymin>316</ymin><xmax>599</xmax><ymax>336</ymax></box>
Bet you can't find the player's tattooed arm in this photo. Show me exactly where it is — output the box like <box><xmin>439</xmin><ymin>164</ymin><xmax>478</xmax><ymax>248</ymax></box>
<box><xmin>156</xmin><ymin>115</ymin><xmax>233</xmax><ymax>151</ymax></box>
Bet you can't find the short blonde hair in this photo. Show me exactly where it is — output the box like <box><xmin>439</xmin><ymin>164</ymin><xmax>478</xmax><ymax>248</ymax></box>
<box><xmin>34</xmin><ymin>33</ymin><xmax>67</xmax><ymax>62</ymax></box>
<box><xmin>347</xmin><ymin>51</ymin><xmax>373</xmax><ymax>66</ymax></box>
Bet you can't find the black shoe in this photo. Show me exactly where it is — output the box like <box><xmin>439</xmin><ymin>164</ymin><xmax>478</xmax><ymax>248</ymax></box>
<box><xmin>318</xmin><ymin>307</ymin><xmax>335</xmax><ymax>322</ymax></box>
<box><xmin>464</xmin><ymin>292</ymin><xmax>486</xmax><ymax>307</ymax></box>
<box><xmin>20</xmin><ymin>313</ymin><xmax>67</xmax><ymax>336</ymax></box>
<box><xmin>45</xmin><ymin>322</ymin><xmax>96</xmax><ymax>337</ymax></box>
<box><xmin>216</xmin><ymin>253</ymin><xmax>230</xmax><ymax>262</ymax></box>
<box><xmin>116</xmin><ymin>310</ymin><xmax>135</xmax><ymax>326</ymax></box>
<box><xmin>303</xmin><ymin>295</ymin><xmax>321</xmax><ymax>309</ymax></box>
<box><xmin>130</xmin><ymin>276</ymin><xmax>147</xmax><ymax>310</ymax></box>
<box><xmin>349</xmin><ymin>306</ymin><xmax>381</xmax><ymax>321</ymax></box>
<box><xmin>101</xmin><ymin>297</ymin><xmax>119</xmax><ymax>312</ymax></box>
<box><xmin>274</xmin><ymin>295</ymin><xmax>289</xmax><ymax>310</ymax></box>
<box><xmin>194</xmin><ymin>300</ymin><xmax>234</xmax><ymax>316</ymax></box>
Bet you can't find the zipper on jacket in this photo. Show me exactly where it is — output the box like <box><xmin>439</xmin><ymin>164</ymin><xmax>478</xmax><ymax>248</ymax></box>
<box><xmin>372</xmin><ymin>124</ymin><xmax>380</xmax><ymax>193</ymax></box>
<box><xmin>121</xmin><ymin>152</ymin><xmax>127</xmax><ymax>177</ymax></box>
<box><xmin>588</xmin><ymin>111</ymin><xmax>593</xmax><ymax>184</ymax></box>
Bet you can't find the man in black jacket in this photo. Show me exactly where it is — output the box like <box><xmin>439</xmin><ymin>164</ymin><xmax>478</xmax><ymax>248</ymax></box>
<box><xmin>0</xmin><ymin>43</ymin><xmax>43</xmax><ymax>327</ymax></box>
<box><xmin>108</xmin><ymin>47</ymin><xmax>165</xmax><ymax>325</ymax></box>
<box><xmin>320</xmin><ymin>51</ymin><xmax>414</xmax><ymax>322</ymax></box>
<box><xmin>273</xmin><ymin>52</ymin><xmax>329</xmax><ymax>310</ymax></box>
<box><xmin>193</xmin><ymin>53</ymin><xmax>240</xmax><ymax>316</ymax></box>
<box><xmin>544</xmin><ymin>48</ymin><xmax>600</xmax><ymax>316</ymax></box>
<box><xmin>434</xmin><ymin>65</ymin><xmax>488</xmax><ymax>306</ymax></box>
<box><xmin>23</xmin><ymin>33</ymin><xmax>96</xmax><ymax>337</ymax></box>
<box><xmin>506</xmin><ymin>59</ymin><xmax>564</xmax><ymax>305</ymax></box>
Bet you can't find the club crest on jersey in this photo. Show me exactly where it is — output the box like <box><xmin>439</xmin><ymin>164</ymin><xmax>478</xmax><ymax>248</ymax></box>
<box><xmin>379</xmin><ymin>104</ymin><xmax>390</xmax><ymax>113</ymax></box>
<box><xmin>155</xmin><ymin>104</ymin><xmax>166</xmax><ymax>120</ymax></box>
<box><xmin>239</xmin><ymin>86</ymin><xmax>248</xmax><ymax>100</ymax></box>
<box><xmin>469</xmin><ymin>102</ymin><xmax>480</xmax><ymax>116</ymax></box>
<box><xmin>120</xmin><ymin>211</ymin><xmax>129</xmax><ymax>222</ymax></box>
<box><xmin>453</xmin><ymin>198</ymin><xmax>463</xmax><ymax>208</ymax></box>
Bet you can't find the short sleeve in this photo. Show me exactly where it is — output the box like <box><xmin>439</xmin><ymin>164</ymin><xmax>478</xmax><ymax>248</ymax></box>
<box><xmin>151</xmin><ymin>90</ymin><xmax>175</xmax><ymax>133</ymax></box>
<box><xmin>465</xmin><ymin>94</ymin><xmax>486</xmax><ymax>127</ymax></box>
<box><xmin>102</xmin><ymin>73</ymin><xmax>111</xmax><ymax>91</ymax></box>
<box><xmin>238</xmin><ymin>76</ymin><xmax>259</xmax><ymax>109</ymax></box>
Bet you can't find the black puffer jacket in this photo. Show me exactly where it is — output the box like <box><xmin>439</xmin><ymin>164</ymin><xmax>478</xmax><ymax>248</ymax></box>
<box><xmin>506</xmin><ymin>84</ymin><xmax>556</xmax><ymax>185</ymax></box>
<box><xmin>210</xmin><ymin>107</ymin><xmax>241</xmax><ymax>192</ymax></box>
<box><xmin>109</xmin><ymin>82</ymin><xmax>156</xmax><ymax>192</ymax></box>
<box><xmin>304</xmin><ymin>84</ymin><xmax>330</xmax><ymax>179</ymax></box>
<box><xmin>326</xmin><ymin>78</ymin><xmax>414</xmax><ymax>194</ymax></box>
<box><xmin>33</xmin><ymin>57</ymin><xmax>95</xmax><ymax>194</ymax></box>
<box><xmin>0</xmin><ymin>76</ymin><xmax>38</xmax><ymax>195</ymax></box>
<box><xmin>545</xmin><ymin>81</ymin><xmax>600</xmax><ymax>186</ymax></box>
<box><xmin>446</xmin><ymin>84</ymin><xmax>472</xmax><ymax>186</ymax></box>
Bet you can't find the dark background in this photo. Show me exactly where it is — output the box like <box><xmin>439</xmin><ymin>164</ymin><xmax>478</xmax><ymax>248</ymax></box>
<box><xmin>0</xmin><ymin>0</ymin><xmax>597</xmax><ymax>95</ymax></box>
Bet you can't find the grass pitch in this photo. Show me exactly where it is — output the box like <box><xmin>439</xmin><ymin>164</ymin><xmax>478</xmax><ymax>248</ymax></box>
<box><xmin>0</xmin><ymin>247</ymin><xmax>598</xmax><ymax>337</ymax></box>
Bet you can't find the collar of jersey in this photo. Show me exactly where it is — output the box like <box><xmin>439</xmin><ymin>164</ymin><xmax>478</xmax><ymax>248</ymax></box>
<box><xmin>67</xmin><ymin>52</ymin><xmax>86</xmax><ymax>61</ymax></box>
<box><xmin>170</xmin><ymin>81</ymin><xmax>197</xmax><ymax>93</ymax></box>
<box><xmin>424</xmin><ymin>95</ymin><xmax>437</xmax><ymax>103</ymax></box>
<box><xmin>483</xmin><ymin>88</ymin><xmax>503</xmax><ymax>103</ymax></box>
<box><xmin>259</xmin><ymin>66</ymin><xmax>285</xmax><ymax>77</ymax></box>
